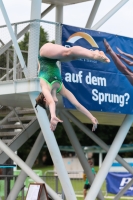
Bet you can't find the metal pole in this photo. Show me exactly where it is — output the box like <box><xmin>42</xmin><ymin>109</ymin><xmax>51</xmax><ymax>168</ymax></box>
<box><xmin>59</xmin><ymin>112</ymin><xmax>104</xmax><ymax>200</ymax></box>
<box><xmin>62</xmin><ymin>110</ymin><xmax>133</xmax><ymax>175</ymax></box>
<box><xmin>85</xmin><ymin>0</ymin><xmax>101</xmax><ymax>28</ymax></box>
<box><xmin>0</xmin><ymin>3</ymin><xmax>62</xmax><ymax>200</ymax></box>
<box><xmin>86</xmin><ymin>115</ymin><xmax>133</xmax><ymax>200</ymax></box>
<box><xmin>56</xmin><ymin>5</ymin><xmax>63</xmax><ymax>23</ymax></box>
<box><xmin>99</xmin><ymin>152</ymin><xmax>102</xmax><ymax>168</ymax></box>
<box><xmin>30</xmin><ymin>92</ymin><xmax>77</xmax><ymax>200</ymax></box>
<box><xmin>0</xmin><ymin>139</ymin><xmax>62</xmax><ymax>200</ymax></box>
<box><xmin>7</xmin><ymin>131</ymin><xmax>45</xmax><ymax>200</ymax></box>
<box><xmin>13</xmin><ymin>23</ymin><xmax>17</xmax><ymax>80</ymax></box>
<box><xmin>27</xmin><ymin>1</ymin><xmax>76</xmax><ymax>198</ymax></box>
<box><xmin>91</xmin><ymin>0</ymin><xmax>129</xmax><ymax>30</ymax></box>
<box><xmin>0</xmin><ymin>5</ymin><xmax>55</xmax><ymax>56</ymax></box>
<box><xmin>27</xmin><ymin>0</ymin><xmax>41</xmax><ymax>78</ymax></box>
<box><xmin>6</xmin><ymin>50</ymin><xmax>9</xmax><ymax>80</ymax></box>
<box><xmin>55</xmin><ymin>5</ymin><xmax>63</xmax><ymax>44</ymax></box>
<box><xmin>55</xmin><ymin>176</ymin><xmax>58</xmax><ymax>193</ymax></box>
<box><xmin>5</xmin><ymin>176</ymin><xmax>7</xmax><ymax>199</ymax></box>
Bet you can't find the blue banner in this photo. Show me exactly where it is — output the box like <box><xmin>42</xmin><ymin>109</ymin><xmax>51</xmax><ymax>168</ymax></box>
<box><xmin>106</xmin><ymin>172</ymin><xmax>133</xmax><ymax>196</ymax></box>
<box><xmin>61</xmin><ymin>24</ymin><xmax>133</xmax><ymax>114</ymax></box>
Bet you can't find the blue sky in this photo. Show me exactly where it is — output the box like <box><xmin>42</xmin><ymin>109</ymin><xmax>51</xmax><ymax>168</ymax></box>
<box><xmin>0</xmin><ymin>0</ymin><xmax>133</xmax><ymax>38</ymax></box>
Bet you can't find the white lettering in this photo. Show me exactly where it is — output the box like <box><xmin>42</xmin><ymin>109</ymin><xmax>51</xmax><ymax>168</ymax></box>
<box><xmin>65</xmin><ymin>73</ymin><xmax>71</xmax><ymax>82</ymax></box>
<box><xmin>85</xmin><ymin>72</ymin><xmax>106</xmax><ymax>86</ymax></box>
<box><xmin>119</xmin><ymin>95</ymin><xmax>125</xmax><ymax>107</ymax></box>
<box><xmin>72</xmin><ymin>73</ymin><xmax>79</xmax><ymax>83</ymax></box>
<box><xmin>99</xmin><ymin>93</ymin><xmax>104</xmax><ymax>104</ymax></box>
<box><xmin>92</xmin><ymin>90</ymin><xmax>130</xmax><ymax>107</ymax></box>
<box><xmin>120</xmin><ymin>178</ymin><xmax>131</xmax><ymax>187</ymax></box>
<box><xmin>92</xmin><ymin>89</ymin><xmax>98</xmax><ymax>101</ymax></box>
<box><xmin>92</xmin><ymin>76</ymin><xmax>97</xmax><ymax>85</ymax></box>
<box><xmin>65</xmin><ymin>71</ymin><xmax>83</xmax><ymax>83</ymax></box>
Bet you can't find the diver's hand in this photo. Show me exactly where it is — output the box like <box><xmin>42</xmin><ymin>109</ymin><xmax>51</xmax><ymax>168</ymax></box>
<box><xmin>90</xmin><ymin>117</ymin><xmax>98</xmax><ymax>132</ymax></box>
<box><xmin>50</xmin><ymin>116</ymin><xmax>63</xmax><ymax>131</ymax></box>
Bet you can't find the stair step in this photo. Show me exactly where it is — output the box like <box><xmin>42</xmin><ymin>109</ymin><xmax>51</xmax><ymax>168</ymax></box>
<box><xmin>8</xmin><ymin>116</ymin><xmax>35</xmax><ymax>122</ymax></box>
<box><xmin>0</xmin><ymin>132</ymin><xmax>20</xmax><ymax>136</ymax></box>
<box><xmin>0</xmin><ymin>124</ymin><xmax>27</xmax><ymax>129</ymax></box>
<box><xmin>16</xmin><ymin>109</ymin><xmax>35</xmax><ymax>114</ymax></box>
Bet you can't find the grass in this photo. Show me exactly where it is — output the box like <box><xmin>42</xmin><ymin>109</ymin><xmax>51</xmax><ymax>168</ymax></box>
<box><xmin>0</xmin><ymin>165</ymin><xmax>132</xmax><ymax>200</ymax></box>
<box><xmin>35</xmin><ymin>165</ymin><xmax>133</xmax><ymax>200</ymax></box>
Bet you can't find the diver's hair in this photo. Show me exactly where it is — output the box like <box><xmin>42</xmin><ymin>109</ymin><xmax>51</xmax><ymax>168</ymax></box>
<box><xmin>35</xmin><ymin>92</ymin><xmax>46</xmax><ymax>110</ymax></box>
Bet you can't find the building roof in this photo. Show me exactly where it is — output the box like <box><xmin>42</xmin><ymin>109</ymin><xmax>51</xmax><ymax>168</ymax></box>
<box><xmin>44</xmin><ymin>144</ymin><xmax>133</xmax><ymax>153</ymax></box>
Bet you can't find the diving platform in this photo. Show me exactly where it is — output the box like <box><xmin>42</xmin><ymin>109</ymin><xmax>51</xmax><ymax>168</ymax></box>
<box><xmin>42</xmin><ymin>0</ymin><xmax>92</xmax><ymax>5</ymax></box>
<box><xmin>0</xmin><ymin>79</ymin><xmax>126</xmax><ymax>126</ymax></box>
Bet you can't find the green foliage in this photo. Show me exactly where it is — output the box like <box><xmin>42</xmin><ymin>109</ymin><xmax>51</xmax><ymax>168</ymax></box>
<box><xmin>18</xmin><ymin>26</ymin><xmax>49</xmax><ymax>64</ymax></box>
<box><xmin>39</xmin><ymin>26</ymin><xmax>49</xmax><ymax>48</ymax></box>
<box><xmin>54</xmin><ymin>123</ymin><xmax>120</xmax><ymax>147</ymax></box>
<box><xmin>19</xmin><ymin>32</ymin><xmax>29</xmax><ymax>51</ymax></box>
<box><xmin>18</xmin><ymin>129</ymin><xmax>40</xmax><ymax>161</ymax></box>
<box><xmin>19</xmin><ymin>26</ymin><xmax>49</xmax><ymax>50</ymax></box>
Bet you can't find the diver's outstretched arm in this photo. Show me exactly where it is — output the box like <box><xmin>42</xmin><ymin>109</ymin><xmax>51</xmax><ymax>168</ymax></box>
<box><xmin>40</xmin><ymin>79</ymin><xmax>63</xmax><ymax>131</ymax></box>
<box><xmin>60</xmin><ymin>85</ymin><xmax>98</xmax><ymax>131</ymax></box>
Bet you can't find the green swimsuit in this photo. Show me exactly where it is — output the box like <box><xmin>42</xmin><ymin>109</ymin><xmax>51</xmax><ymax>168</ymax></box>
<box><xmin>38</xmin><ymin>55</ymin><xmax>63</xmax><ymax>93</ymax></box>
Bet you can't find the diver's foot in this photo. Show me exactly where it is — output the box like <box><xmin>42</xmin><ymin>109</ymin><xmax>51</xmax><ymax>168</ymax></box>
<box><xmin>100</xmin><ymin>51</ymin><xmax>110</xmax><ymax>63</ymax></box>
<box><xmin>94</xmin><ymin>50</ymin><xmax>110</xmax><ymax>63</ymax></box>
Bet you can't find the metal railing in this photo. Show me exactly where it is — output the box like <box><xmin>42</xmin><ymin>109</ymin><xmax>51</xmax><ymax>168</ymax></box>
<box><xmin>0</xmin><ymin>19</ymin><xmax>62</xmax><ymax>82</ymax></box>
<box><xmin>0</xmin><ymin>174</ymin><xmax>84</xmax><ymax>200</ymax></box>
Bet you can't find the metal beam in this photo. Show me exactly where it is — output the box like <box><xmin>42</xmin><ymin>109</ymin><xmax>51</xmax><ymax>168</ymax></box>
<box><xmin>56</xmin><ymin>5</ymin><xmax>63</xmax><ymax>23</ymax></box>
<box><xmin>86</xmin><ymin>115</ymin><xmax>133</xmax><ymax>200</ymax></box>
<box><xmin>7</xmin><ymin>131</ymin><xmax>45</xmax><ymax>200</ymax></box>
<box><xmin>0</xmin><ymin>4</ymin><xmax>55</xmax><ymax>56</ymax></box>
<box><xmin>27</xmin><ymin>1</ymin><xmax>76</xmax><ymax>198</ymax></box>
<box><xmin>91</xmin><ymin>0</ymin><xmax>129</xmax><ymax>30</ymax></box>
<box><xmin>29</xmin><ymin>92</ymin><xmax>77</xmax><ymax>200</ymax></box>
<box><xmin>62</xmin><ymin>110</ymin><xmax>133</xmax><ymax>175</ymax></box>
<box><xmin>0</xmin><ymin>139</ymin><xmax>62</xmax><ymax>200</ymax></box>
<box><xmin>114</xmin><ymin>178</ymin><xmax>133</xmax><ymax>200</ymax></box>
<box><xmin>0</xmin><ymin>119</ymin><xmax>40</xmax><ymax>163</ymax></box>
<box><xmin>60</xmin><ymin>112</ymin><xmax>104</xmax><ymax>200</ymax></box>
<box><xmin>27</xmin><ymin>0</ymin><xmax>41</xmax><ymax>78</ymax></box>
<box><xmin>0</xmin><ymin>0</ymin><xmax>27</xmax><ymax>75</ymax></box>
<box><xmin>85</xmin><ymin>0</ymin><xmax>101</xmax><ymax>28</ymax></box>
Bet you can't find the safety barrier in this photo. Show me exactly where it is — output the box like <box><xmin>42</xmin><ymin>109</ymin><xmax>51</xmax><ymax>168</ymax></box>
<box><xmin>0</xmin><ymin>173</ymin><xmax>84</xmax><ymax>200</ymax></box>
<box><xmin>0</xmin><ymin>19</ymin><xmax>61</xmax><ymax>81</ymax></box>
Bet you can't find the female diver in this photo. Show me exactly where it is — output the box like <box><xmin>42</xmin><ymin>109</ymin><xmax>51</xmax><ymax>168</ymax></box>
<box><xmin>38</xmin><ymin>43</ymin><xmax>110</xmax><ymax>131</ymax></box>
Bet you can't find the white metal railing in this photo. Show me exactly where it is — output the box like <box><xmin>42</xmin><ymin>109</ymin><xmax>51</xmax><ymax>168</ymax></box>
<box><xmin>0</xmin><ymin>19</ymin><xmax>61</xmax><ymax>82</ymax></box>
